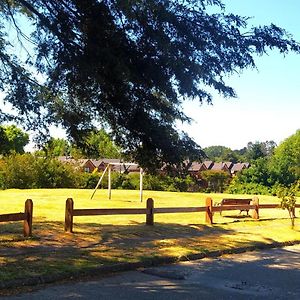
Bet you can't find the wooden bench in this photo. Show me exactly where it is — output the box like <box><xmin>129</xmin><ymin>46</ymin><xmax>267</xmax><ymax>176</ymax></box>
<box><xmin>217</xmin><ymin>198</ymin><xmax>252</xmax><ymax>216</ymax></box>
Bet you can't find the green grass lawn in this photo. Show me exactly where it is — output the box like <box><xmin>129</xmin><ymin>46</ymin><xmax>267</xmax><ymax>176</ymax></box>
<box><xmin>0</xmin><ymin>188</ymin><xmax>300</xmax><ymax>284</ymax></box>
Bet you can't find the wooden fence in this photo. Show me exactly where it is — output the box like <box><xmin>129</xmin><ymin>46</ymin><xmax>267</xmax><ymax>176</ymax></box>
<box><xmin>0</xmin><ymin>199</ymin><xmax>33</xmax><ymax>237</ymax></box>
<box><xmin>64</xmin><ymin>197</ymin><xmax>300</xmax><ymax>232</ymax></box>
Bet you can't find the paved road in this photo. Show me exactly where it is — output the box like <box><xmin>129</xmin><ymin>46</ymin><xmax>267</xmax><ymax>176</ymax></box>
<box><xmin>3</xmin><ymin>245</ymin><xmax>300</xmax><ymax>299</ymax></box>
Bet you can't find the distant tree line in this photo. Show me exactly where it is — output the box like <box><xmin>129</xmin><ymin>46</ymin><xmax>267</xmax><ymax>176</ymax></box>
<box><xmin>0</xmin><ymin>125</ymin><xmax>299</xmax><ymax>195</ymax></box>
<box><xmin>203</xmin><ymin>140</ymin><xmax>277</xmax><ymax>163</ymax></box>
<box><xmin>226</xmin><ymin>131</ymin><xmax>300</xmax><ymax>195</ymax></box>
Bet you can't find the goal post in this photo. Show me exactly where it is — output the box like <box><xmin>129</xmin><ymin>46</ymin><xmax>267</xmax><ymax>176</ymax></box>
<box><xmin>90</xmin><ymin>162</ymin><xmax>144</xmax><ymax>202</ymax></box>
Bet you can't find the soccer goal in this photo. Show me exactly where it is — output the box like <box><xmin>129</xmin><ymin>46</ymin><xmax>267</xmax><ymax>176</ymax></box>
<box><xmin>90</xmin><ymin>162</ymin><xmax>144</xmax><ymax>202</ymax></box>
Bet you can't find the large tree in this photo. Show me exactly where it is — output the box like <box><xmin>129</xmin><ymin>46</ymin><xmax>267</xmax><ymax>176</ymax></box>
<box><xmin>82</xmin><ymin>129</ymin><xmax>120</xmax><ymax>159</ymax></box>
<box><xmin>203</xmin><ymin>145</ymin><xmax>241</xmax><ymax>163</ymax></box>
<box><xmin>245</xmin><ymin>141</ymin><xmax>277</xmax><ymax>161</ymax></box>
<box><xmin>0</xmin><ymin>124</ymin><xmax>29</xmax><ymax>154</ymax></box>
<box><xmin>0</xmin><ymin>0</ymin><xmax>300</xmax><ymax>170</ymax></box>
<box><xmin>270</xmin><ymin>130</ymin><xmax>300</xmax><ymax>186</ymax></box>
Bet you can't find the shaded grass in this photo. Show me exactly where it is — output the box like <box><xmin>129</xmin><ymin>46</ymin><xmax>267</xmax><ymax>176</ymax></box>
<box><xmin>0</xmin><ymin>189</ymin><xmax>300</xmax><ymax>284</ymax></box>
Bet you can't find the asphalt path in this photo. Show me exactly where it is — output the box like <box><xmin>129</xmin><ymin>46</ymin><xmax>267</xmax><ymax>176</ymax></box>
<box><xmin>3</xmin><ymin>244</ymin><xmax>300</xmax><ymax>299</ymax></box>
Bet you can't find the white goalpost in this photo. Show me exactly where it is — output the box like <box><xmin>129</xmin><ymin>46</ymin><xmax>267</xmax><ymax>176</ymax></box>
<box><xmin>90</xmin><ymin>162</ymin><xmax>144</xmax><ymax>202</ymax></box>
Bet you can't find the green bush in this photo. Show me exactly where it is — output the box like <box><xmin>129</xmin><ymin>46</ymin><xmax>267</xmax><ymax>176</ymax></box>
<box><xmin>0</xmin><ymin>154</ymin><xmax>37</xmax><ymax>189</ymax></box>
<box><xmin>143</xmin><ymin>174</ymin><xmax>166</xmax><ymax>191</ymax></box>
<box><xmin>35</xmin><ymin>157</ymin><xmax>78</xmax><ymax>188</ymax></box>
<box><xmin>0</xmin><ymin>154</ymin><xmax>206</xmax><ymax>192</ymax></box>
<box><xmin>200</xmin><ymin>170</ymin><xmax>231</xmax><ymax>193</ymax></box>
<box><xmin>226</xmin><ymin>177</ymin><xmax>271</xmax><ymax>195</ymax></box>
<box><xmin>78</xmin><ymin>172</ymin><xmax>101</xmax><ymax>189</ymax></box>
<box><xmin>0</xmin><ymin>154</ymin><xmax>79</xmax><ymax>189</ymax></box>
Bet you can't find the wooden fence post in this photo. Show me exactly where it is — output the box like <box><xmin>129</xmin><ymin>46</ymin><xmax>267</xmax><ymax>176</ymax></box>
<box><xmin>251</xmin><ymin>197</ymin><xmax>259</xmax><ymax>220</ymax></box>
<box><xmin>65</xmin><ymin>198</ymin><xmax>74</xmax><ymax>233</ymax></box>
<box><xmin>205</xmin><ymin>197</ymin><xmax>213</xmax><ymax>225</ymax></box>
<box><xmin>23</xmin><ymin>199</ymin><xmax>33</xmax><ymax>237</ymax></box>
<box><xmin>146</xmin><ymin>198</ymin><xmax>154</xmax><ymax>225</ymax></box>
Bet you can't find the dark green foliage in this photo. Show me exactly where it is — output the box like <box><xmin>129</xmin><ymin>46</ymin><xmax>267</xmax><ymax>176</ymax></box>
<box><xmin>203</xmin><ymin>145</ymin><xmax>241</xmax><ymax>163</ymax></box>
<box><xmin>226</xmin><ymin>158</ymin><xmax>274</xmax><ymax>195</ymax></box>
<box><xmin>204</xmin><ymin>141</ymin><xmax>277</xmax><ymax>163</ymax></box>
<box><xmin>34</xmin><ymin>157</ymin><xmax>78</xmax><ymax>188</ymax></box>
<box><xmin>36</xmin><ymin>129</ymin><xmax>120</xmax><ymax>159</ymax></box>
<box><xmin>226</xmin><ymin>132</ymin><xmax>299</xmax><ymax>195</ymax></box>
<box><xmin>40</xmin><ymin>138</ymin><xmax>71</xmax><ymax>157</ymax></box>
<box><xmin>200</xmin><ymin>170</ymin><xmax>231</xmax><ymax>193</ymax></box>
<box><xmin>1</xmin><ymin>1</ymin><xmax>300</xmax><ymax>169</ymax></box>
<box><xmin>0</xmin><ymin>125</ymin><xmax>29</xmax><ymax>155</ymax></box>
<box><xmin>0</xmin><ymin>154</ymin><xmax>37</xmax><ymax>188</ymax></box>
<box><xmin>0</xmin><ymin>154</ymin><xmax>79</xmax><ymax>189</ymax></box>
<box><xmin>226</xmin><ymin>179</ymin><xmax>271</xmax><ymax>195</ymax></box>
<box><xmin>84</xmin><ymin>172</ymin><xmax>197</xmax><ymax>192</ymax></box>
<box><xmin>0</xmin><ymin>153</ymin><xmax>198</xmax><ymax>191</ymax></box>
<box><xmin>245</xmin><ymin>141</ymin><xmax>276</xmax><ymax>162</ymax></box>
<box><xmin>269</xmin><ymin>130</ymin><xmax>300</xmax><ymax>186</ymax></box>
<box><xmin>238</xmin><ymin>158</ymin><xmax>274</xmax><ymax>187</ymax></box>
<box><xmin>81</xmin><ymin>129</ymin><xmax>120</xmax><ymax>159</ymax></box>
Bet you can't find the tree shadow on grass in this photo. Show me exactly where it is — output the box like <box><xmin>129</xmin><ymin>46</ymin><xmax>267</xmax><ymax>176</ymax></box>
<box><xmin>0</xmin><ymin>218</ymin><xmax>299</xmax><ymax>289</ymax></box>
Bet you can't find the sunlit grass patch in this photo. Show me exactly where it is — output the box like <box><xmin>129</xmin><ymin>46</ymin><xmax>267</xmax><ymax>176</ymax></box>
<box><xmin>0</xmin><ymin>188</ymin><xmax>299</xmax><ymax>284</ymax></box>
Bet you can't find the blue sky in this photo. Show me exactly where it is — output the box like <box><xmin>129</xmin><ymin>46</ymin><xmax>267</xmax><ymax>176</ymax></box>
<box><xmin>179</xmin><ymin>0</ymin><xmax>300</xmax><ymax>149</ymax></box>
<box><xmin>1</xmin><ymin>1</ymin><xmax>300</xmax><ymax>151</ymax></box>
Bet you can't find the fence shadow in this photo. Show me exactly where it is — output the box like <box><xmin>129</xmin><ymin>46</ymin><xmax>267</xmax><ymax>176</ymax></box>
<box><xmin>1</xmin><ymin>217</ymin><xmax>300</xmax><ymax>293</ymax></box>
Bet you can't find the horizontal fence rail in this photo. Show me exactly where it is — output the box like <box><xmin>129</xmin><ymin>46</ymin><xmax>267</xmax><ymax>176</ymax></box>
<box><xmin>64</xmin><ymin>197</ymin><xmax>300</xmax><ymax>232</ymax></box>
<box><xmin>0</xmin><ymin>199</ymin><xmax>33</xmax><ymax>237</ymax></box>
<box><xmin>213</xmin><ymin>205</ymin><xmax>257</xmax><ymax>212</ymax></box>
<box><xmin>73</xmin><ymin>208</ymin><xmax>147</xmax><ymax>216</ymax></box>
<box><xmin>259</xmin><ymin>204</ymin><xmax>280</xmax><ymax>209</ymax></box>
<box><xmin>0</xmin><ymin>213</ymin><xmax>25</xmax><ymax>222</ymax></box>
<box><xmin>154</xmin><ymin>207</ymin><xmax>207</xmax><ymax>214</ymax></box>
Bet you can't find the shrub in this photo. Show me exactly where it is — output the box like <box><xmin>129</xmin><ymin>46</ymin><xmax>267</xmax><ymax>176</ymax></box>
<box><xmin>0</xmin><ymin>154</ymin><xmax>80</xmax><ymax>189</ymax></box>
<box><xmin>78</xmin><ymin>172</ymin><xmax>101</xmax><ymax>189</ymax></box>
<box><xmin>35</xmin><ymin>157</ymin><xmax>78</xmax><ymax>188</ymax></box>
<box><xmin>1</xmin><ymin>154</ymin><xmax>37</xmax><ymax>189</ymax></box>
<box><xmin>200</xmin><ymin>170</ymin><xmax>231</xmax><ymax>193</ymax></box>
<box><xmin>226</xmin><ymin>177</ymin><xmax>271</xmax><ymax>195</ymax></box>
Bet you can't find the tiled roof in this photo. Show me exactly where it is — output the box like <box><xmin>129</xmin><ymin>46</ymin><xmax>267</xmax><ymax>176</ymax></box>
<box><xmin>231</xmin><ymin>163</ymin><xmax>246</xmax><ymax>172</ymax></box>
<box><xmin>203</xmin><ymin>160</ymin><xmax>214</xmax><ymax>169</ymax></box>
<box><xmin>224</xmin><ymin>161</ymin><xmax>234</xmax><ymax>169</ymax></box>
<box><xmin>210</xmin><ymin>162</ymin><xmax>229</xmax><ymax>172</ymax></box>
<box><xmin>188</xmin><ymin>162</ymin><xmax>203</xmax><ymax>171</ymax></box>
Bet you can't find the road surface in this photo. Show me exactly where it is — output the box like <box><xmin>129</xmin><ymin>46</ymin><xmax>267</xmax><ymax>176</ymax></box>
<box><xmin>3</xmin><ymin>244</ymin><xmax>300</xmax><ymax>299</ymax></box>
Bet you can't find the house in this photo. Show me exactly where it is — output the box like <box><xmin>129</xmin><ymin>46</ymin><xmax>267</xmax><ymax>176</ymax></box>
<box><xmin>188</xmin><ymin>162</ymin><xmax>203</xmax><ymax>173</ymax></box>
<box><xmin>90</xmin><ymin>158</ymin><xmax>122</xmax><ymax>172</ymax></box>
<box><xmin>190</xmin><ymin>160</ymin><xmax>250</xmax><ymax>177</ymax></box>
<box><xmin>243</xmin><ymin>162</ymin><xmax>250</xmax><ymax>168</ymax></box>
<box><xmin>57</xmin><ymin>156</ymin><xmax>96</xmax><ymax>173</ymax></box>
<box><xmin>57</xmin><ymin>156</ymin><xmax>250</xmax><ymax>176</ymax></box>
<box><xmin>231</xmin><ymin>162</ymin><xmax>249</xmax><ymax>175</ymax></box>
<box><xmin>203</xmin><ymin>160</ymin><xmax>214</xmax><ymax>170</ymax></box>
<box><xmin>91</xmin><ymin>158</ymin><xmax>140</xmax><ymax>174</ymax></box>
<box><xmin>224</xmin><ymin>161</ymin><xmax>234</xmax><ymax>170</ymax></box>
<box><xmin>79</xmin><ymin>159</ymin><xmax>96</xmax><ymax>173</ymax></box>
<box><xmin>90</xmin><ymin>159</ymin><xmax>105</xmax><ymax>171</ymax></box>
<box><xmin>210</xmin><ymin>162</ymin><xmax>231</xmax><ymax>175</ymax></box>
<box><xmin>126</xmin><ymin>164</ymin><xmax>140</xmax><ymax>173</ymax></box>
